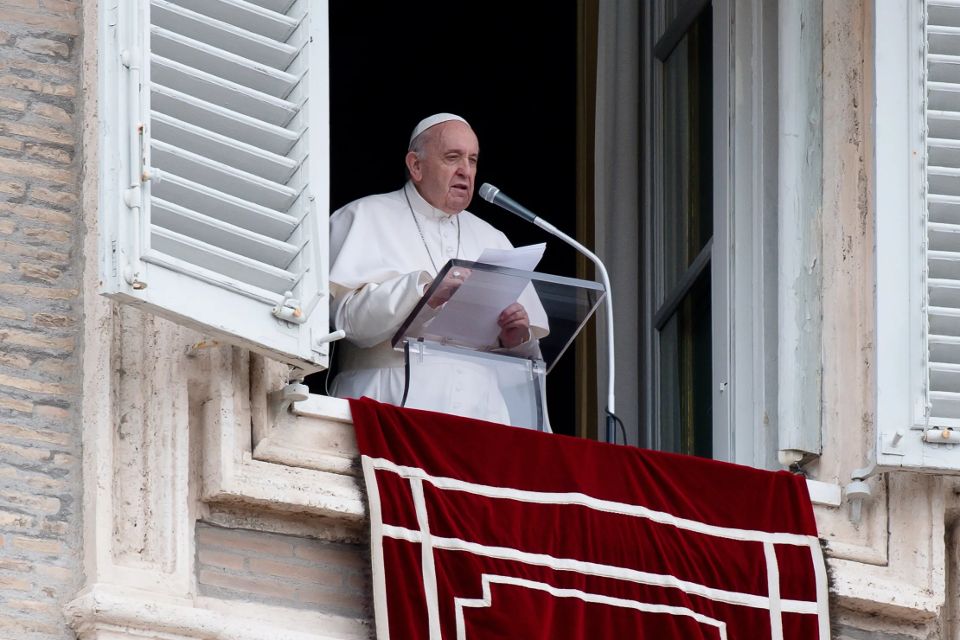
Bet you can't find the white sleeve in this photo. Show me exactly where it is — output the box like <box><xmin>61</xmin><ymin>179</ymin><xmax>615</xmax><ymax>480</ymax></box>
<box><xmin>332</xmin><ymin>271</ymin><xmax>431</xmax><ymax>348</ymax></box>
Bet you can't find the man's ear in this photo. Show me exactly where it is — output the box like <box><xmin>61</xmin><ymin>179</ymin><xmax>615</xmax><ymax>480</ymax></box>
<box><xmin>405</xmin><ymin>151</ymin><xmax>422</xmax><ymax>181</ymax></box>
<box><xmin>404</xmin><ymin>151</ymin><xmax>423</xmax><ymax>182</ymax></box>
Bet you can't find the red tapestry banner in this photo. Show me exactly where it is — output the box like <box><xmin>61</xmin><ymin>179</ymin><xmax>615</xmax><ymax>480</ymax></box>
<box><xmin>350</xmin><ymin>397</ymin><xmax>830</xmax><ymax>639</ymax></box>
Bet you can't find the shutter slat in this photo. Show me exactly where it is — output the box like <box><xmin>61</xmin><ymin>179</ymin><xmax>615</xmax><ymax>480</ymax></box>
<box><xmin>928</xmin><ymin>54</ymin><xmax>960</xmax><ymax>84</ymax></box>
<box><xmin>931</xmin><ymin>334</ymin><xmax>960</xmax><ymax>367</ymax></box>
<box><xmin>152</xmin><ymin>197</ymin><xmax>299</xmax><ymax>268</ymax></box>
<box><xmin>151</xmin><ymin>111</ymin><xmax>298</xmax><ymax>183</ymax></box>
<box><xmin>166</xmin><ymin>0</ymin><xmax>298</xmax><ymax>41</ymax></box>
<box><xmin>929</xmin><ymin>168</ymin><xmax>960</xmax><ymax>197</ymax></box>
<box><xmin>151</xmin><ymin>172</ymin><xmax>298</xmax><ymax>240</ymax></box>
<box><xmin>927</xmin><ymin>250</ymin><xmax>960</xmax><ymax>279</ymax></box>
<box><xmin>930</xmin><ymin>391</ymin><xmax>960</xmax><ymax>420</ymax></box>
<box><xmin>929</xmin><ymin>277</ymin><xmax>960</xmax><ymax>307</ymax></box>
<box><xmin>928</xmin><ymin>109</ymin><xmax>960</xmax><ymax>139</ymax></box>
<box><xmin>151</xmin><ymin>25</ymin><xmax>299</xmax><ymax>98</ymax></box>
<box><xmin>152</xmin><ymin>139</ymin><xmax>299</xmax><ymax>211</ymax></box>
<box><xmin>928</xmin><ymin>307</ymin><xmax>960</xmax><ymax>341</ymax></box>
<box><xmin>151</xmin><ymin>84</ymin><xmax>299</xmax><ymax>155</ymax></box>
<box><xmin>151</xmin><ymin>225</ymin><xmax>297</xmax><ymax>294</ymax></box>
<box><xmin>928</xmin><ymin>81</ymin><xmax>960</xmax><ymax>111</ymax></box>
<box><xmin>152</xmin><ymin>55</ymin><xmax>297</xmax><ymax>126</ymax></box>
<box><xmin>152</xmin><ymin>0</ymin><xmax>298</xmax><ymax>70</ymax></box>
<box><xmin>928</xmin><ymin>137</ymin><xmax>960</xmax><ymax>169</ymax></box>
<box><xmin>246</xmin><ymin>0</ymin><xmax>297</xmax><ymax>16</ymax></box>
<box><xmin>929</xmin><ymin>194</ymin><xmax>960</xmax><ymax>225</ymax></box>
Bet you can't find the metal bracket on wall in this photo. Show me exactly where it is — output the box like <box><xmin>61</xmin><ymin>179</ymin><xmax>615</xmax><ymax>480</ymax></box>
<box><xmin>845</xmin><ymin>460</ymin><xmax>878</xmax><ymax>526</ymax></box>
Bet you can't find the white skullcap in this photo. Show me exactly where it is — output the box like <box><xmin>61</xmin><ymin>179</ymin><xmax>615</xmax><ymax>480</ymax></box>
<box><xmin>409</xmin><ymin>113</ymin><xmax>468</xmax><ymax>146</ymax></box>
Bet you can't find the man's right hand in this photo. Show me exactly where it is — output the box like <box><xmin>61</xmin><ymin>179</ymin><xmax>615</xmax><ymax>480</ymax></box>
<box><xmin>426</xmin><ymin>267</ymin><xmax>471</xmax><ymax>308</ymax></box>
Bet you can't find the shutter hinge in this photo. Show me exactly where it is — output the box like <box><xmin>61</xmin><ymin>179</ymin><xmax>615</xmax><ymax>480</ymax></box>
<box><xmin>123</xmin><ymin>263</ymin><xmax>146</xmax><ymax>290</ymax></box>
<box><xmin>123</xmin><ymin>185</ymin><xmax>141</xmax><ymax>209</ymax></box>
<box><xmin>922</xmin><ymin>427</ymin><xmax>960</xmax><ymax>444</ymax></box>
<box><xmin>272</xmin><ymin>291</ymin><xmax>306</xmax><ymax>324</ymax></box>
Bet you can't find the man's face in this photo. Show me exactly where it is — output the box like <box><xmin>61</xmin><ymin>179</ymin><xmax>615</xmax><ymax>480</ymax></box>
<box><xmin>406</xmin><ymin>121</ymin><xmax>479</xmax><ymax>214</ymax></box>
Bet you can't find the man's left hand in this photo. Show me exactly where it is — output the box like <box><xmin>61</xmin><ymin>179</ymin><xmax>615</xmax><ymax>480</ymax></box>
<box><xmin>498</xmin><ymin>302</ymin><xmax>530</xmax><ymax>348</ymax></box>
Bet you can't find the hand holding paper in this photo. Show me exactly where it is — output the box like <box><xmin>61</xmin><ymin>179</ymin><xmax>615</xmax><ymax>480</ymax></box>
<box><xmin>425</xmin><ymin>244</ymin><xmax>546</xmax><ymax>347</ymax></box>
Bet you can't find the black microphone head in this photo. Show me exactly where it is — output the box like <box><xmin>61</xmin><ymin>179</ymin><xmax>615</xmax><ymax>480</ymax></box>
<box><xmin>479</xmin><ymin>183</ymin><xmax>499</xmax><ymax>203</ymax></box>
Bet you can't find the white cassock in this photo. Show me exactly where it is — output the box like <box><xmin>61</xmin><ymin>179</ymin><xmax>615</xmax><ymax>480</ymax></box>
<box><xmin>329</xmin><ymin>181</ymin><xmax>549</xmax><ymax>425</ymax></box>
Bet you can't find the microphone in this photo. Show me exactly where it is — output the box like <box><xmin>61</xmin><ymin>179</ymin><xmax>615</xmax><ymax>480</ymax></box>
<box><xmin>479</xmin><ymin>183</ymin><xmax>620</xmax><ymax>445</ymax></box>
<box><xmin>478</xmin><ymin>184</ymin><xmax>537</xmax><ymax>223</ymax></box>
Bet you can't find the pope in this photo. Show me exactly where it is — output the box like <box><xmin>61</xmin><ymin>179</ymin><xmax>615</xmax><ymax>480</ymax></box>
<box><xmin>328</xmin><ymin>113</ymin><xmax>548</xmax><ymax>424</ymax></box>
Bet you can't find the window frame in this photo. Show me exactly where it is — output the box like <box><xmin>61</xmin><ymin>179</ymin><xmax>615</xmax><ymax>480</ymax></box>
<box><xmin>641</xmin><ymin>0</ymin><xmax>779</xmax><ymax>468</ymax></box>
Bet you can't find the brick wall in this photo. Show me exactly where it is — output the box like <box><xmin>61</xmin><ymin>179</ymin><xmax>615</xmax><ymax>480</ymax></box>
<box><xmin>0</xmin><ymin>1</ymin><xmax>83</xmax><ymax>638</ymax></box>
<box><xmin>196</xmin><ymin>523</ymin><xmax>371</xmax><ymax>620</ymax></box>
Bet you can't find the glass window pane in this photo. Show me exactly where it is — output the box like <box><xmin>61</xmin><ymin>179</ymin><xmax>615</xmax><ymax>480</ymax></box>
<box><xmin>657</xmin><ymin>269</ymin><xmax>713</xmax><ymax>457</ymax></box>
<box><xmin>658</xmin><ymin>314</ymin><xmax>681</xmax><ymax>452</ymax></box>
<box><xmin>659</xmin><ymin>8</ymin><xmax>713</xmax><ymax>305</ymax></box>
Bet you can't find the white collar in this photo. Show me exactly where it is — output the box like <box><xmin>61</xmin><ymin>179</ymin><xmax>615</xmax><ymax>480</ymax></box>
<box><xmin>404</xmin><ymin>181</ymin><xmax>461</xmax><ymax>222</ymax></box>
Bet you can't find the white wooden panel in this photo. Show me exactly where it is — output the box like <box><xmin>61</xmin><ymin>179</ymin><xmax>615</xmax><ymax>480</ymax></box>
<box><xmin>151</xmin><ymin>83</ymin><xmax>300</xmax><ymax>154</ymax></box>
<box><xmin>151</xmin><ymin>0</ymin><xmax>298</xmax><ymax>69</ymax></box>
<box><xmin>151</xmin><ymin>172</ymin><xmax>297</xmax><ymax>239</ymax></box>
<box><xmin>248</xmin><ymin>0</ymin><xmax>297</xmax><ymax>17</ymax></box>
<box><xmin>151</xmin><ymin>112</ymin><xmax>298</xmax><ymax>183</ymax></box>
<box><xmin>927</xmin><ymin>0</ymin><xmax>960</xmax><ymax>438</ymax></box>
<box><xmin>151</xmin><ymin>197</ymin><xmax>299</xmax><ymax>268</ymax></box>
<box><xmin>151</xmin><ymin>139</ymin><xmax>299</xmax><ymax>210</ymax></box>
<box><xmin>151</xmin><ymin>56</ymin><xmax>297</xmax><ymax>126</ymax></box>
<box><xmin>151</xmin><ymin>226</ymin><xmax>297</xmax><ymax>293</ymax></box>
<box><xmin>874</xmin><ymin>0</ymin><xmax>960</xmax><ymax>471</ymax></box>
<box><xmin>99</xmin><ymin>0</ymin><xmax>330</xmax><ymax>372</ymax></box>
<box><xmin>874</xmin><ymin>0</ymin><xmax>930</xmax><ymax>468</ymax></box>
<box><xmin>168</xmin><ymin>0</ymin><xmax>298</xmax><ymax>42</ymax></box>
<box><xmin>151</xmin><ymin>26</ymin><xmax>299</xmax><ymax>98</ymax></box>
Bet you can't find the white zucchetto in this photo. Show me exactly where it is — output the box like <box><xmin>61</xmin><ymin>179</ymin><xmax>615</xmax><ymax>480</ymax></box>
<box><xmin>408</xmin><ymin>113</ymin><xmax>469</xmax><ymax>147</ymax></box>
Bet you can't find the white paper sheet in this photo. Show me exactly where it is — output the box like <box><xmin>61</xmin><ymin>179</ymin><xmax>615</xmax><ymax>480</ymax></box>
<box><xmin>475</xmin><ymin>243</ymin><xmax>546</xmax><ymax>271</ymax></box>
<box><xmin>425</xmin><ymin>244</ymin><xmax>546</xmax><ymax>346</ymax></box>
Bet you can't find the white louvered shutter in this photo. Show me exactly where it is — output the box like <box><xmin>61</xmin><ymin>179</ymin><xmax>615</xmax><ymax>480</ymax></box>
<box><xmin>99</xmin><ymin>0</ymin><xmax>332</xmax><ymax>373</ymax></box>
<box><xmin>876</xmin><ymin>0</ymin><xmax>960</xmax><ymax>471</ymax></box>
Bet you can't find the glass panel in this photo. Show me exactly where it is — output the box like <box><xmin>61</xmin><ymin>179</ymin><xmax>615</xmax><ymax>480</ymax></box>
<box><xmin>658</xmin><ymin>313</ymin><xmax>681</xmax><ymax>452</ymax></box>
<box><xmin>659</xmin><ymin>0</ymin><xmax>686</xmax><ymax>30</ymax></box>
<box><xmin>405</xmin><ymin>341</ymin><xmax>548</xmax><ymax>431</ymax></box>
<box><xmin>393</xmin><ymin>259</ymin><xmax>605</xmax><ymax>373</ymax></box>
<box><xmin>658</xmin><ymin>269</ymin><xmax>713</xmax><ymax>457</ymax></box>
<box><xmin>659</xmin><ymin>8</ymin><xmax>713</xmax><ymax>305</ymax></box>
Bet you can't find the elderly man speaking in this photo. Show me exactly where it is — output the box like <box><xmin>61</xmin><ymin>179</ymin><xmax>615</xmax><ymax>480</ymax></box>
<box><xmin>328</xmin><ymin>113</ymin><xmax>547</xmax><ymax>424</ymax></box>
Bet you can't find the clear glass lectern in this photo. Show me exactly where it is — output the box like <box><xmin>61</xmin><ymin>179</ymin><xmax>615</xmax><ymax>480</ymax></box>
<box><xmin>391</xmin><ymin>259</ymin><xmax>605</xmax><ymax>431</ymax></box>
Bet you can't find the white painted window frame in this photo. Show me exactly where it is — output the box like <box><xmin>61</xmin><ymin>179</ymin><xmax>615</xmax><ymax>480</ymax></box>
<box><xmin>643</xmin><ymin>0</ymin><xmax>779</xmax><ymax>468</ymax></box>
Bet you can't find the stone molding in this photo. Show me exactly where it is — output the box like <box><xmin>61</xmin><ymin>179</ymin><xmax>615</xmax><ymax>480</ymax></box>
<box><xmin>65</xmin><ymin>583</ymin><xmax>368</xmax><ymax>640</ymax></box>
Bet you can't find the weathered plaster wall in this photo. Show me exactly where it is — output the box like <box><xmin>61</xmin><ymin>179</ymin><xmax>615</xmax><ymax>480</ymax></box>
<box><xmin>815</xmin><ymin>2</ymin><xmax>949</xmax><ymax>638</ymax></box>
<box><xmin>0</xmin><ymin>0</ymin><xmax>83</xmax><ymax>637</ymax></box>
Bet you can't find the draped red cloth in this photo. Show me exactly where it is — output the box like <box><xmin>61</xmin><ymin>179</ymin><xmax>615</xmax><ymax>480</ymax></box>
<box><xmin>350</xmin><ymin>397</ymin><xmax>829</xmax><ymax>639</ymax></box>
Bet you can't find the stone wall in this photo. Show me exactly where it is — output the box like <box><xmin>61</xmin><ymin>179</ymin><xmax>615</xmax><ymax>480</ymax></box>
<box><xmin>196</xmin><ymin>522</ymin><xmax>370</xmax><ymax>619</ymax></box>
<box><xmin>0</xmin><ymin>0</ymin><xmax>83</xmax><ymax>638</ymax></box>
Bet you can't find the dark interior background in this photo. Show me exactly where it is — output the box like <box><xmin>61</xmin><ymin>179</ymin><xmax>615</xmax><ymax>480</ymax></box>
<box><xmin>311</xmin><ymin>2</ymin><xmax>579</xmax><ymax>435</ymax></box>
